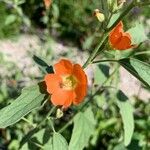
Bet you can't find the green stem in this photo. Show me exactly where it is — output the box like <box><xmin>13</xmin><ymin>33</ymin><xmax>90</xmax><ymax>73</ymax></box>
<box><xmin>101</xmin><ymin>67</ymin><xmax>119</xmax><ymax>88</ymax></box>
<box><xmin>22</xmin><ymin>117</ymin><xmax>36</xmax><ymax>128</ymax></box>
<box><xmin>134</xmin><ymin>51</ymin><xmax>150</xmax><ymax>56</ymax></box>
<box><xmin>92</xmin><ymin>59</ymin><xmax>118</xmax><ymax>64</ymax></box>
<box><xmin>36</xmin><ymin>106</ymin><xmax>56</xmax><ymax>129</ymax></box>
<box><xmin>106</xmin><ymin>1</ymin><xmax>150</xmax><ymax>32</ymax></box>
<box><xmin>106</xmin><ymin>1</ymin><xmax>135</xmax><ymax>32</ymax></box>
<box><xmin>20</xmin><ymin>106</ymin><xmax>56</xmax><ymax>147</ymax></box>
<box><xmin>91</xmin><ymin>36</ymin><xmax>108</xmax><ymax>61</ymax></box>
<box><xmin>58</xmin><ymin>119</ymin><xmax>73</xmax><ymax>133</ymax></box>
<box><xmin>105</xmin><ymin>11</ymin><xmax>114</xmax><ymax>29</ymax></box>
<box><xmin>82</xmin><ymin>33</ymin><xmax>108</xmax><ymax>68</ymax></box>
<box><xmin>48</xmin><ymin>117</ymin><xmax>56</xmax><ymax>133</ymax></box>
<box><xmin>137</xmin><ymin>1</ymin><xmax>150</xmax><ymax>7</ymax></box>
<box><xmin>30</xmin><ymin>140</ymin><xmax>44</xmax><ymax>149</ymax></box>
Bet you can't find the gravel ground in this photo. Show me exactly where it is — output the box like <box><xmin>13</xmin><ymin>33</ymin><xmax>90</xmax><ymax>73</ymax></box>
<box><xmin>0</xmin><ymin>34</ymin><xmax>149</xmax><ymax>101</ymax></box>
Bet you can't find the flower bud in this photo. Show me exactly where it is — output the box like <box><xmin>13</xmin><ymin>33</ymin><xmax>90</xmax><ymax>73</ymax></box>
<box><xmin>108</xmin><ymin>0</ymin><xmax>126</xmax><ymax>12</ymax></box>
<box><xmin>117</xmin><ymin>0</ymin><xmax>126</xmax><ymax>8</ymax></box>
<box><xmin>56</xmin><ymin>108</ymin><xmax>63</xmax><ymax>119</ymax></box>
<box><xmin>94</xmin><ymin>9</ymin><xmax>105</xmax><ymax>22</ymax></box>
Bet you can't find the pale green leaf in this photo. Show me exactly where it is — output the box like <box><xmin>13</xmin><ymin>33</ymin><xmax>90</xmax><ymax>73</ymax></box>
<box><xmin>8</xmin><ymin>140</ymin><xmax>20</xmax><ymax>150</ymax></box>
<box><xmin>23</xmin><ymin>17</ymin><xmax>31</xmax><ymax>27</ymax></box>
<box><xmin>128</xmin><ymin>23</ymin><xmax>147</xmax><ymax>45</ymax></box>
<box><xmin>69</xmin><ymin>107</ymin><xmax>96</xmax><ymax>150</ymax></box>
<box><xmin>5</xmin><ymin>15</ymin><xmax>17</xmax><ymax>25</ymax></box>
<box><xmin>113</xmin><ymin>143</ymin><xmax>127</xmax><ymax>150</ymax></box>
<box><xmin>116</xmin><ymin>90</ymin><xmax>134</xmax><ymax>146</ymax></box>
<box><xmin>20</xmin><ymin>143</ymin><xmax>28</xmax><ymax>150</ymax></box>
<box><xmin>33</xmin><ymin>55</ymin><xmax>54</xmax><ymax>73</ymax></box>
<box><xmin>0</xmin><ymin>84</ymin><xmax>46</xmax><ymax>128</ymax></box>
<box><xmin>44</xmin><ymin>139</ymin><xmax>53</xmax><ymax>150</ymax></box>
<box><xmin>107</xmin><ymin>12</ymin><xmax>120</xmax><ymax>28</ymax></box>
<box><xmin>32</xmin><ymin>129</ymin><xmax>49</xmax><ymax>145</ymax></box>
<box><xmin>94</xmin><ymin>64</ymin><xmax>110</xmax><ymax>85</ymax></box>
<box><xmin>44</xmin><ymin>132</ymin><xmax>68</xmax><ymax>150</ymax></box>
<box><xmin>82</xmin><ymin>35</ymin><xmax>94</xmax><ymax>50</ymax></box>
<box><xmin>53</xmin><ymin>133</ymin><xmax>68</xmax><ymax>150</ymax></box>
<box><xmin>119</xmin><ymin>58</ymin><xmax>150</xmax><ymax>88</ymax></box>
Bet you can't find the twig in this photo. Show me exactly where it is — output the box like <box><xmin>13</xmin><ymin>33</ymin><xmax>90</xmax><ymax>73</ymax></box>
<box><xmin>92</xmin><ymin>59</ymin><xmax>118</xmax><ymax>64</ymax></box>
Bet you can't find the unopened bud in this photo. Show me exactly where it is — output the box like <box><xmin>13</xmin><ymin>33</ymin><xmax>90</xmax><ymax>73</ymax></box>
<box><xmin>56</xmin><ymin>108</ymin><xmax>63</xmax><ymax>119</ymax></box>
<box><xmin>117</xmin><ymin>0</ymin><xmax>126</xmax><ymax>8</ymax></box>
<box><xmin>94</xmin><ymin>9</ymin><xmax>105</xmax><ymax>22</ymax></box>
<box><xmin>108</xmin><ymin>0</ymin><xmax>126</xmax><ymax>12</ymax></box>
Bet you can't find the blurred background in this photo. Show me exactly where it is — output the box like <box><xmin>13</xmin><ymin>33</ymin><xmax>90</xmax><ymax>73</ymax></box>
<box><xmin>0</xmin><ymin>0</ymin><xmax>150</xmax><ymax>149</ymax></box>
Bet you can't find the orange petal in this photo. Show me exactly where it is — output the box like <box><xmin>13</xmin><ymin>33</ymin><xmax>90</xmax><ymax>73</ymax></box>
<box><xmin>51</xmin><ymin>90</ymin><xmax>76</xmax><ymax>108</ymax></box>
<box><xmin>109</xmin><ymin>21</ymin><xmax>123</xmax><ymax>46</ymax></box>
<box><xmin>115</xmin><ymin>33</ymin><xmax>132</xmax><ymax>50</ymax></box>
<box><xmin>54</xmin><ymin>59</ymin><xmax>73</xmax><ymax>75</ymax></box>
<box><xmin>73</xmin><ymin>64</ymin><xmax>87</xmax><ymax>104</ymax></box>
<box><xmin>44</xmin><ymin>74</ymin><xmax>61</xmax><ymax>94</ymax></box>
<box><xmin>112</xmin><ymin>21</ymin><xmax>123</xmax><ymax>33</ymax></box>
<box><xmin>74</xmin><ymin>84</ymin><xmax>87</xmax><ymax>105</ymax></box>
<box><xmin>73</xmin><ymin>64</ymin><xmax>87</xmax><ymax>85</ymax></box>
<box><xmin>63</xmin><ymin>91</ymin><xmax>76</xmax><ymax>108</ymax></box>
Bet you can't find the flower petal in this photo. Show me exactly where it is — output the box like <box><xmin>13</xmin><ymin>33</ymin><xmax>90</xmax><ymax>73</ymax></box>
<box><xmin>54</xmin><ymin>59</ymin><xmax>73</xmax><ymax>75</ymax></box>
<box><xmin>51</xmin><ymin>90</ymin><xmax>76</xmax><ymax>108</ymax></box>
<box><xmin>63</xmin><ymin>91</ymin><xmax>76</xmax><ymax>108</ymax></box>
<box><xmin>73</xmin><ymin>64</ymin><xmax>87</xmax><ymax>85</ymax></box>
<box><xmin>73</xmin><ymin>64</ymin><xmax>87</xmax><ymax>104</ymax></box>
<box><xmin>109</xmin><ymin>21</ymin><xmax>134</xmax><ymax>50</ymax></box>
<box><xmin>115</xmin><ymin>33</ymin><xmax>132</xmax><ymax>50</ymax></box>
<box><xmin>109</xmin><ymin>21</ymin><xmax>123</xmax><ymax>46</ymax></box>
<box><xmin>44</xmin><ymin>74</ymin><xmax>61</xmax><ymax>94</ymax></box>
<box><xmin>74</xmin><ymin>84</ymin><xmax>87</xmax><ymax>105</ymax></box>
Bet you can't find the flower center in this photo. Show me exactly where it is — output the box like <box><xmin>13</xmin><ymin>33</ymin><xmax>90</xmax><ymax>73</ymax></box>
<box><xmin>61</xmin><ymin>75</ymin><xmax>78</xmax><ymax>90</ymax></box>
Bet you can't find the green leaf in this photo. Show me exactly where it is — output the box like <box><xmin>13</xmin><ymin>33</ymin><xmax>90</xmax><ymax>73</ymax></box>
<box><xmin>5</xmin><ymin>15</ymin><xmax>17</xmax><ymax>25</ymax></box>
<box><xmin>44</xmin><ymin>139</ymin><xmax>53</xmax><ymax>150</ymax></box>
<box><xmin>29</xmin><ymin>129</ymin><xmax>68</xmax><ymax>150</ymax></box>
<box><xmin>69</xmin><ymin>107</ymin><xmax>96</xmax><ymax>150</ymax></box>
<box><xmin>94</xmin><ymin>64</ymin><xmax>110</xmax><ymax>85</ymax></box>
<box><xmin>32</xmin><ymin>129</ymin><xmax>50</xmax><ymax>145</ymax></box>
<box><xmin>0</xmin><ymin>83</ymin><xmax>47</xmax><ymax>128</ymax></box>
<box><xmin>119</xmin><ymin>58</ymin><xmax>150</xmax><ymax>88</ymax></box>
<box><xmin>8</xmin><ymin>140</ymin><xmax>20</xmax><ymax>150</ymax></box>
<box><xmin>53</xmin><ymin>133</ymin><xmax>68</xmax><ymax>150</ymax></box>
<box><xmin>20</xmin><ymin>143</ymin><xmax>28</xmax><ymax>150</ymax></box>
<box><xmin>107</xmin><ymin>12</ymin><xmax>120</xmax><ymax>28</ymax></box>
<box><xmin>82</xmin><ymin>35</ymin><xmax>94</xmax><ymax>50</ymax></box>
<box><xmin>127</xmin><ymin>23</ymin><xmax>147</xmax><ymax>45</ymax></box>
<box><xmin>44</xmin><ymin>132</ymin><xmax>68</xmax><ymax>150</ymax></box>
<box><xmin>33</xmin><ymin>55</ymin><xmax>54</xmax><ymax>73</ymax></box>
<box><xmin>23</xmin><ymin>16</ymin><xmax>31</xmax><ymax>27</ymax></box>
<box><xmin>113</xmin><ymin>143</ymin><xmax>127</xmax><ymax>150</ymax></box>
<box><xmin>52</xmin><ymin>4</ymin><xmax>60</xmax><ymax>19</ymax></box>
<box><xmin>116</xmin><ymin>90</ymin><xmax>134</xmax><ymax>146</ymax></box>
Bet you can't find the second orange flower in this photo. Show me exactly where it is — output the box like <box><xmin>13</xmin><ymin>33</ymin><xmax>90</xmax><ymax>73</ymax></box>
<box><xmin>109</xmin><ymin>21</ymin><xmax>134</xmax><ymax>50</ymax></box>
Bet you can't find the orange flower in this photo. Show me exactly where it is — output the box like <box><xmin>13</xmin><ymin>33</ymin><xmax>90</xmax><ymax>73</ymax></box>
<box><xmin>43</xmin><ymin>0</ymin><xmax>52</xmax><ymax>9</ymax></box>
<box><xmin>109</xmin><ymin>21</ymin><xmax>134</xmax><ymax>50</ymax></box>
<box><xmin>44</xmin><ymin>59</ymin><xmax>88</xmax><ymax>108</ymax></box>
